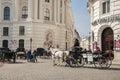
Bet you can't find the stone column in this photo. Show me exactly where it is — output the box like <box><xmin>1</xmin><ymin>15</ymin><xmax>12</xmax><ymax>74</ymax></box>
<box><xmin>54</xmin><ymin>0</ymin><xmax>57</xmax><ymax>23</ymax></box>
<box><xmin>34</xmin><ymin>0</ymin><xmax>38</xmax><ymax>21</ymax></box>
<box><xmin>64</xmin><ymin>1</ymin><xmax>67</xmax><ymax>24</ymax></box>
<box><xmin>58</xmin><ymin>0</ymin><xmax>60</xmax><ymax>23</ymax></box>
<box><xmin>27</xmin><ymin>0</ymin><xmax>33</xmax><ymax>21</ymax></box>
<box><xmin>52</xmin><ymin>0</ymin><xmax>54</xmax><ymax>21</ymax></box>
<box><xmin>14</xmin><ymin>0</ymin><xmax>19</xmax><ymax>21</ymax></box>
<box><xmin>0</xmin><ymin>0</ymin><xmax>1</xmax><ymax>22</ymax></box>
<box><xmin>62</xmin><ymin>0</ymin><xmax>65</xmax><ymax>24</ymax></box>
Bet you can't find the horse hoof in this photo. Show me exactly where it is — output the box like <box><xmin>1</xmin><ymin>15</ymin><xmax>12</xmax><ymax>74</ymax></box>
<box><xmin>53</xmin><ymin>64</ymin><xmax>57</xmax><ymax>66</ymax></box>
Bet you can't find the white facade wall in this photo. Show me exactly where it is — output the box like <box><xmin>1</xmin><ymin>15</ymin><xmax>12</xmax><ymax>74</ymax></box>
<box><xmin>88</xmin><ymin>0</ymin><xmax>120</xmax><ymax>63</ymax></box>
<box><xmin>0</xmin><ymin>0</ymin><xmax>75</xmax><ymax>51</ymax></box>
<box><xmin>81</xmin><ymin>38</ymin><xmax>89</xmax><ymax>50</ymax></box>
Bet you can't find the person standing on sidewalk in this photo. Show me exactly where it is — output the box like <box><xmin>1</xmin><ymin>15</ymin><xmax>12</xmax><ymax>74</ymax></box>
<box><xmin>12</xmin><ymin>50</ymin><xmax>16</xmax><ymax>63</ymax></box>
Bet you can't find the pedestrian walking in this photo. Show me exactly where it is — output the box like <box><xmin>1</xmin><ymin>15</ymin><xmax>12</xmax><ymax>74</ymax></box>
<box><xmin>33</xmin><ymin>50</ymin><xmax>37</xmax><ymax>62</ymax></box>
<box><xmin>26</xmin><ymin>50</ymin><xmax>31</xmax><ymax>62</ymax></box>
<box><xmin>12</xmin><ymin>50</ymin><xmax>16</xmax><ymax>63</ymax></box>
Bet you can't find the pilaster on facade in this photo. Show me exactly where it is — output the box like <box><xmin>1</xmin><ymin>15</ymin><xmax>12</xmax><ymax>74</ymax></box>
<box><xmin>13</xmin><ymin>0</ymin><xmax>19</xmax><ymax>21</ymax></box>
<box><xmin>40</xmin><ymin>0</ymin><xmax>43</xmax><ymax>21</ymax></box>
<box><xmin>34</xmin><ymin>0</ymin><xmax>38</xmax><ymax>21</ymax></box>
<box><xmin>27</xmin><ymin>0</ymin><xmax>33</xmax><ymax>21</ymax></box>
<box><xmin>62</xmin><ymin>0</ymin><xmax>65</xmax><ymax>24</ymax></box>
<box><xmin>57</xmin><ymin>0</ymin><xmax>60</xmax><ymax>23</ymax></box>
<box><xmin>0</xmin><ymin>0</ymin><xmax>1</xmax><ymax>22</ymax></box>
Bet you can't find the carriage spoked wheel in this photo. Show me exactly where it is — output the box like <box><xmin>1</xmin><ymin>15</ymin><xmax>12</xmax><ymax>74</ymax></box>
<box><xmin>77</xmin><ymin>56</ymin><xmax>85</xmax><ymax>67</ymax></box>
<box><xmin>0</xmin><ymin>61</ymin><xmax>3</xmax><ymax>67</ymax></box>
<box><xmin>0</xmin><ymin>57</ymin><xmax>4</xmax><ymax>67</ymax></box>
<box><xmin>99</xmin><ymin>57</ymin><xmax>112</xmax><ymax>69</ymax></box>
<box><xmin>93</xmin><ymin>58</ymin><xmax>100</xmax><ymax>68</ymax></box>
<box><xmin>69</xmin><ymin>58</ymin><xmax>77</xmax><ymax>67</ymax></box>
<box><xmin>0</xmin><ymin>54</ymin><xmax>4</xmax><ymax>67</ymax></box>
<box><xmin>69</xmin><ymin>56</ymin><xmax>85</xmax><ymax>67</ymax></box>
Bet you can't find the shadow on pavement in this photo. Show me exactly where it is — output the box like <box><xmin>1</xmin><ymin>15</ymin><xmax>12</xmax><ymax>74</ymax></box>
<box><xmin>54</xmin><ymin>64</ymin><xmax>120</xmax><ymax>71</ymax></box>
<box><xmin>82</xmin><ymin>66</ymin><xmax>120</xmax><ymax>71</ymax></box>
<box><xmin>8</xmin><ymin>62</ymin><xmax>26</xmax><ymax>64</ymax></box>
<box><xmin>99</xmin><ymin>67</ymin><xmax>120</xmax><ymax>71</ymax></box>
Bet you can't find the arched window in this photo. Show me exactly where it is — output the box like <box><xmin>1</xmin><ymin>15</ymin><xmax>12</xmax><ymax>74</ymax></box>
<box><xmin>22</xmin><ymin>6</ymin><xmax>28</xmax><ymax>19</ymax></box>
<box><xmin>44</xmin><ymin>9</ymin><xmax>50</xmax><ymax>20</ymax></box>
<box><xmin>4</xmin><ymin>7</ymin><xmax>10</xmax><ymax>20</ymax></box>
<box><xmin>19</xmin><ymin>39</ymin><xmax>24</xmax><ymax>48</ymax></box>
<box><xmin>2</xmin><ymin>40</ymin><xmax>8</xmax><ymax>48</ymax></box>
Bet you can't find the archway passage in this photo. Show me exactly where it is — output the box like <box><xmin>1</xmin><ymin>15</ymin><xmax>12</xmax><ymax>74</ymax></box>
<box><xmin>102</xmin><ymin>27</ymin><xmax>114</xmax><ymax>52</ymax></box>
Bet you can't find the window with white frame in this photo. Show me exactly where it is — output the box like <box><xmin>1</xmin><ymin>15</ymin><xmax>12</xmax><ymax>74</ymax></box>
<box><xmin>19</xmin><ymin>39</ymin><xmax>24</xmax><ymax>48</ymax></box>
<box><xmin>44</xmin><ymin>9</ymin><xmax>50</xmax><ymax>20</ymax></box>
<box><xmin>19</xmin><ymin>26</ymin><xmax>25</xmax><ymax>35</ymax></box>
<box><xmin>3</xmin><ymin>27</ymin><xmax>9</xmax><ymax>36</ymax></box>
<box><xmin>22</xmin><ymin>6</ymin><xmax>28</xmax><ymax>19</ymax></box>
<box><xmin>102</xmin><ymin>0</ymin><xmax>110</xmax><ymax>14</ymax></box>
<box><xmin>60</xmin><ymin>0</ymin><xmax>62</xmax><ymax>8</ymax></box>
<box><xmin>45</xmin><ymin>0</ymin><xmax>49</xmax><ymax>3</ymax></box>
<box><xmin>2</xmin><ymin>40</ymin><xmax>8</xmax><ymax>48</ymax></box>
<box><xmin>4</xmin><ymin>7</ymin><xmax>10</xmax><ymax>20</ymax></box>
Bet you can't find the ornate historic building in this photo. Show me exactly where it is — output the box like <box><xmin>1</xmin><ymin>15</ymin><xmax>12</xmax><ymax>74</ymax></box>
<box><xmin>0</xmin><ymin>0</ymin><xmax>76</xmax><ymax>51</ymax></box>
<box><xmin>87</xmin><ymin>0</ymin><xmax>120</xmax><ymax>63</ymax></box>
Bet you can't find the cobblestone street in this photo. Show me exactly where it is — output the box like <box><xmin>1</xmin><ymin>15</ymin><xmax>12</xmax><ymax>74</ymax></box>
<box><xmin>0</xmin><ymin>59</ymin><xmax>120</xmax><ymax>80</ymax></box>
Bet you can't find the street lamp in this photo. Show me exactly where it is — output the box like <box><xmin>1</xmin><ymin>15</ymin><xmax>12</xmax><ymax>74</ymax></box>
<box><xmin>30</xmin><ymin>38</ymin><xmax>32</xmax><ymax>51</ymax></box>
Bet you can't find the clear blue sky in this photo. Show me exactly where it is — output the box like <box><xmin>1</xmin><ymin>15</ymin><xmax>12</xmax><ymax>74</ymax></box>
<box><xmin>70</xmin><ymin>0</ymin><xmax>90</xmax><ymax>38</ymax></box>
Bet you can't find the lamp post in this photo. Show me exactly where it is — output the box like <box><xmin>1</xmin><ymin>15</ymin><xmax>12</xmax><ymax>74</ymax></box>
<box><xmin>30</xmin><ymin>38</ymin><xmax>32</xmax><ymax>51</ymax></box>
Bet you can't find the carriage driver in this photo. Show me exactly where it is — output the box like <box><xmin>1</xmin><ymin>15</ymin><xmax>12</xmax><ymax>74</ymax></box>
<box><xmin>73</xmin><ymin>38</ymin><xmax>80</xmax><ymax>59</ymax></box>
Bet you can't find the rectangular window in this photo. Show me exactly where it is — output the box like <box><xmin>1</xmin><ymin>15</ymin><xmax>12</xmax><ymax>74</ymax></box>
<box><xmin>19</xmin><ymin>26</ymin><xmax>25</xmax><ymax>35</ymax></box>
<box><xmin>3</xmin><ymin>27</ymin><xmax>9</xmax><ymax>36</ymax></box>
<box><xmin>102</xmin><ymin>2</ymin><xmax>106</xmax><ymax>14</ymax></box>
<box><xmin>60</xmin><ymin>0</ymin><xmax>62</xmax><ymax>8</ymax></box>
<box><xmin>102</xmin><ymin>0</ymin><xmax>110</xmax><ymax>14</ymax></box>
<box><xmin>60</xmin><ymin>13</ymin><xmax>62</xmax><ymax>23</ymax></box>
<box><xmin>45</xmin><ymin>0</ymin><xmax>49</xmax><ymax>3</ymax></box>
<box><xmin>44</xmin><ymin>16</ymin><xmax>50</xmax><ymax>20</ymax></box>
<box><xmin>107</xmin><ymin>0</ymin><xmax>110</xmax><ymax>13</ymax></box>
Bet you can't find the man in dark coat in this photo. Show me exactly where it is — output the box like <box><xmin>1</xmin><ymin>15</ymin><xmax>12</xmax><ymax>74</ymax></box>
<box><xmin>73</xmin><ymin>38</ymin><xmax>80</xmax><ymax>59</ymax></box>
<box><xmin>12</xmin><ymin>50</ymin><xmax>16</xmax><ymax>63</ymax></box>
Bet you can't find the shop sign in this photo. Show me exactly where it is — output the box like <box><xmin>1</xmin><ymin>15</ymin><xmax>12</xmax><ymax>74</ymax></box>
<box><xmin>93</xmin><ymin>41</ymin><xmax>97</xmax><ymax>49</ymax></box>
<box><xmin>92</xmin><ymin>14</ymin><xmax>120</xmax><ymax>26</ymax></box>
<box><xmin>115</xmin><ymin>40</ymin><xmax>120</xmax><ymax>50</ymax></box>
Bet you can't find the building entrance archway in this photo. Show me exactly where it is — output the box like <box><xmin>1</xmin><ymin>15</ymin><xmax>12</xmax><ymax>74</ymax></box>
<box><xmin>102</xmin><ymin>27</ymin><xmax>114</xmax><ymax>52</ymax></box>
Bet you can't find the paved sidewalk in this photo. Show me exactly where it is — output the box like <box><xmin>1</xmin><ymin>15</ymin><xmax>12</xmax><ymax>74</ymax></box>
<box><xmin>0</xmin><ymin>59</ymin><xmax>120</xmax><ymax>80</ymax></box>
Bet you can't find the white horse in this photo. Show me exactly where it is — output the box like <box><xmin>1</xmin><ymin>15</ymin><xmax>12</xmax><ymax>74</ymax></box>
<box><xmin>49</xmin><ymin>47</ymin><xmax>69</xmax><ymax>66</ymax></box>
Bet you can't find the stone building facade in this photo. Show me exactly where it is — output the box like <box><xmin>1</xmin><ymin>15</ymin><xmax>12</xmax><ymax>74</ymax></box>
<box><xmin>87</xmin><ymin>0</ymin><xmax>120</xmax><ymax>63</ymax></box>
<box><xmin>0</xmin><ymin>0</ymin><xmax>75</xmax><ymax>51</ymax></box>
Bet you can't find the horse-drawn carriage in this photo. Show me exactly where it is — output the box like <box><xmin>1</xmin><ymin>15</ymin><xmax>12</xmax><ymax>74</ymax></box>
<box><xmin>0</xmin><ymin>48</ymin><xmax>16</xmax><ymax>63</ymax></box>
<box><xmin>65</xmin><ymin>47</ymin><xmax>114</xmax><ymax>69</ymax></box>
<box><xmin>49</xmin><ymin>46</ymin><xmax>114</xmax><ymax>69</ymax></box>
<box><xmin>92</xmin><ymin>50</ymin><xmax>114</xmax><ymax>68</ymax></box>
<box><xmin>65</xmin><ymin>47</ymin><xmax>85</xmax><ymax>67</ymax></box>
<box><xmin>16</xmin><ymin>48</ymin><xmax>25</xmax><ymax>59</ymax></box>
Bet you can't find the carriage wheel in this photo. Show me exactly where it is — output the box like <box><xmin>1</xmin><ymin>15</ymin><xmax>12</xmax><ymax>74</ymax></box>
<box><xmin>93</xmin><ymin>58</ymin><xmax>100</xmax><ymax>68</ymax></box>
<box><xmin>0</xmin><ymin>58</ymin><xmax>4</xmax><ymax>67</ymax></box>
<box><xmin>106</xmin><ymin>59</ymin><xmax>112</xmax><ymax>68</ymax></box>
<box><xmin>77</xmin><ymin>56</ymin><xmax>85</xmax><ymax>67</ymax></box>
<box><xmin>99</xmin><ymin>57</ymin><xmax>112</xmax><ymax>69</ymax></box>
<box><xmin>0</xmin><ymin>61</ymin><xmax>3</xmax><ymax>67</ymax></box>
<box><xmin>69</xmin><ymin>58</ymin><xmax>76</xmax><ymax>67</ymax></box>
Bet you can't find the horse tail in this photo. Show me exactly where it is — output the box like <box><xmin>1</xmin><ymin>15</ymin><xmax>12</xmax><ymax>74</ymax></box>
<box><xmin>62</xmin><ymin>51</ymin><xmax>67</xmax><ymax>62</ymax></box>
